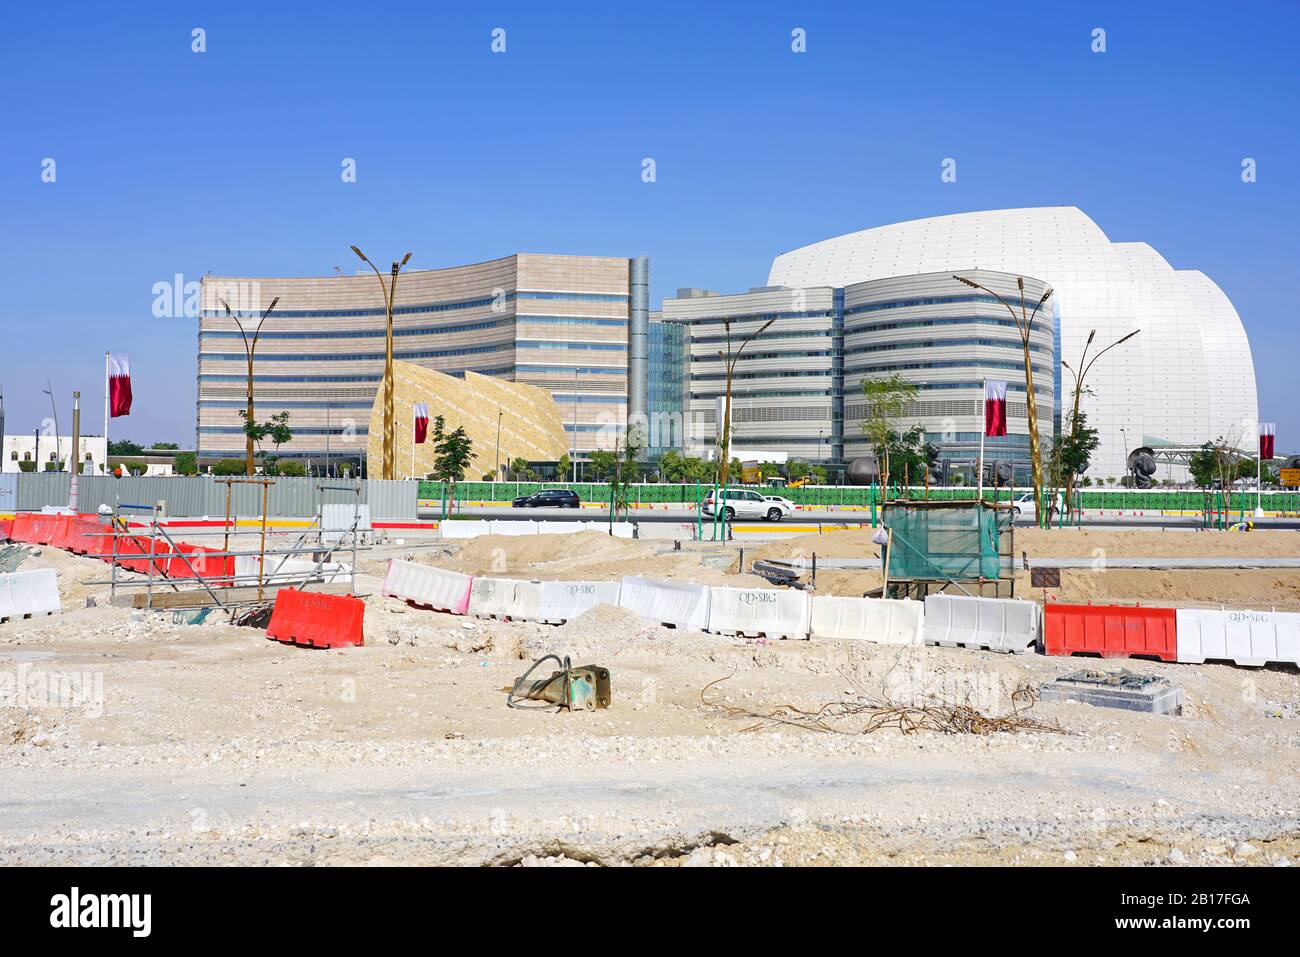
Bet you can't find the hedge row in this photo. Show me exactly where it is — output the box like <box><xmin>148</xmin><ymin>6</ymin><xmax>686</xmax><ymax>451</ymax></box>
<box><xmin>419</xmin><ymin>481</ymin><xmax>1299</xmax><ymax>512</ymax></box>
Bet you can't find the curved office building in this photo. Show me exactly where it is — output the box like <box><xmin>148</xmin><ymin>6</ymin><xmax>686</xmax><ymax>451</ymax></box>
<box><xmin>769</xmin><ymin>206</ymin><xmax>1258</xmax><ymax>478</ymax></box>
<box><xmin>198</xmin><ymin>253</ymin><xmax>642</xmax><ymax>464</ymax></box>
<box><xmin>842</xmin><ymin>270</ymin><xmax>1055</xmax><ymax>477</ymax></box>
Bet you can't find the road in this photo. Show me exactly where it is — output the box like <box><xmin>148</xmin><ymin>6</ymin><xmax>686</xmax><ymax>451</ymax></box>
<box><xmin>423</xmin><ymin>506</ymin><xmax>1300</xmax><ymax>531</ymax></box>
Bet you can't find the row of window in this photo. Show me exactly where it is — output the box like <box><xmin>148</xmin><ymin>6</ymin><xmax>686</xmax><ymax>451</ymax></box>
<box><xmin>691</xmin><ymin>328</ymin><xmax>833</xmax><ymax>345</ymax></box>
<box><xmin>516</xmin><ymin>340</ymin><xmax>626</xmax><ymax>352</ymax></box>
<box><xmin>691</xmin><ymin>349</ymin><xmax>833</xmax><ymax>364</ymax></box>
<box><xmin>201</xmin><ymin>343</ymin><xmax>510</xmax><ymax>363</ymax></box>
<box><xmin>201</xmin><ymin>314</ymin><xmax>627</xmax><ymax>343</ymax></box>
<box><xmin>516</xmin><ymin>365</ymin><xmax>624</xmax><ymax>375</ymax></box>
<box><xmin>199</xmin><ymin>367</ymin><xmax>517</xmax><ymax>383</ymax></box>
<box><xmin>846</xmin><ymin>315</ymin><xmax>1053</xmax><ymax>337</ymax></box>
<box><xmin>199</xmin><ymin>427</ymin><xmax>371</xmax><ymax>436</ymax></box>
<box><xmin>848</xmin><ymin>358</ymin><xmax>1053</xmax><ymax>378</ymax></box>
<box><xmin>844</xmin><ymin>338</ymin><xmax>1052</xmax><ymax>358</ymax></box>
<box><xmin>844</xmin><ymin>293</ymin><xmax>1039</xmax><ymax>316</ymax></box>
<box><xmin>671</xmin><ymin>309</ymin><xmax>834</xmax><ymax>328</ymax></box>
<box><xmin>203</xmin><ymin>290</ymin><xmax>627</xmax><ymax>320</ymax></box>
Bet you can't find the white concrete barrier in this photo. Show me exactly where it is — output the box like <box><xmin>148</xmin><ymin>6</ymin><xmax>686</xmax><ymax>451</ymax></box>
<box><xmin>0</xmin><ymin>568</ymin><xmax>61</xmax><ymax>622</ymax></box>
<box><xmin>235</xmin><ymin>555</ymin><xmax>351</xmax><ymax>584</ymax></box>
<box><xmin>487</xmin><ymin>520</ymin><xmax>540</xmax><ymax>536</ymax></box>
<box><xmin>382</xmin><ymin>560</ymin><xmax>472</xmax><ymax>615</ymax></box>
<box><xmin>923</xmin><ymin>594</ymin><xmax>1040</xmax><ymax>654</ymax></box>
<box><xmin>610</xmin><ymin>522</ymin><xmax>636</xmax><ymax>539</ymax></box>
<box><xmin>809</xmin><ymin>596</ymin><xmax>923</xmax><ymax>645</ymax></box>
<box><xmin>439</xmin><ymin>520</ymin><xmax>492</xmax><ymax>540</ymax></box>
<box><xmin>537</xmin><ymin>580</ymin><xmax>623</xmax><ymax>624</ymax></box>
<box><xmin>540</xmin><ymin>521</ymin><xmax>591</xmax><ymax>535</ymax></box>
<box><xmin>468</xmin><ymin>576</ymin><xmax>543</xmax><ymax>621</ymax></box>
<box><xmin>618</xmin><ymin>576</ymin><xmax>710</xmax><ymax>630</ymax></box>
<box><xmin>1175</xmin><ymin>608</ymin><xmax>1300</xmax><ymax>667</ymax></box>
<box><xmin>707</xmin><ymin>586</ymin><xmax>810</xmax><ymax>640</ymax></box>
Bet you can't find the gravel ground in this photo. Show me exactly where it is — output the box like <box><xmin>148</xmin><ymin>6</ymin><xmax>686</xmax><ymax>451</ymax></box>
<box><xmin>2</xmin><ymin>538</ymin><xmax>1299</xmax><ymax>866</ymax></box>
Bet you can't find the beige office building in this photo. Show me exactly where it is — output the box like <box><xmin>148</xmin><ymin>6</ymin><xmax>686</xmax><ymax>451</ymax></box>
<box><xmin>198</xmin><ymin>253</ymin><xmax>648</xmax><ymax>466</ymax></box>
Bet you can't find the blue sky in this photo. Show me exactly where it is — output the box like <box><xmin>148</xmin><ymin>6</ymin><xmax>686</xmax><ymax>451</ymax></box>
<box><xmin>1</xmin><ymin>1</ymin><xmax>1296</xmax><ymax>448</ymax></box>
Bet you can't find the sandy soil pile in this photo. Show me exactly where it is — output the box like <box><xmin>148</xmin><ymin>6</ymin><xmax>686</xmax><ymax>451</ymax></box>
<box><xmin>415</xmin><ymin>531</ymin><xmax>772</xmax><ymax>587</ymax></box>
<box><xmin>749</xmin><ymin>526</ymin><xmax>1300</xmax><ymax>563</ymax></box>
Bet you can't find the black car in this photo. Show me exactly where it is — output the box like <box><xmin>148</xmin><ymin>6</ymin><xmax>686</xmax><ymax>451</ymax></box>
<box><xmin>511</xmin><ymin>488</ymin><xmax>581</xmax><ymax>509</ymax></box>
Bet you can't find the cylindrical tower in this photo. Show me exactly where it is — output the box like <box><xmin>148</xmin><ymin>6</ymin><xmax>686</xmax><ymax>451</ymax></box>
<box><xmin>627</xmin><ymin>254</ymin><xmax>650</xmax><ymax>440</ymax></box>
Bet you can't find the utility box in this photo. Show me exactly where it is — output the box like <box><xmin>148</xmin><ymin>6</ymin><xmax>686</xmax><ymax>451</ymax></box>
<box><xmin>1039</xmin><ymin>669</ymin><xmax>1183</xmax><ymax>716</ymax></box>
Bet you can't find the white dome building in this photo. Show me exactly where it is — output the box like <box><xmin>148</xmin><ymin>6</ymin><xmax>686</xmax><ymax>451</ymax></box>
<box><xmin>768</xmin><ymin>207</ymin><xmax>1258</xmax><ymax>480</ymax></box>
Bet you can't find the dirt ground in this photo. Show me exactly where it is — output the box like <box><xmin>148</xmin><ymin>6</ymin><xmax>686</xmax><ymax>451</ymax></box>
<box><xmin>2</xmin><ymin>529</ymin><xmax>1299</xmax><ymax>866</ymax></box>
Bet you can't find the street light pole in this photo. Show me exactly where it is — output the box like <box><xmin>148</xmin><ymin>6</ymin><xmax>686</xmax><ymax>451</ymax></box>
<box><xmin>220</xmin><ymin>295</ymin><xmax>280</xmax><ymax>476</ymax></box>
<box><xmin>351</xmin><ymin>246</ymin><xmax>412</xmax><ymax>480</ymax></box>
<box><xmin>717</xmin><ymin>316</ymin><xmax>775</xmax><ymax>489</ymax></box>
<box><xmin>954</xmin><ymin>276</ymin><xmax>1052</xmax><ymax>525</ymax></box>
<box><xmin>495</xmin><ymin>406</ymin><xmax>503</xmax><ymax>481</ymax></box>
<box><xmin>42</xmin><ymin>379</ymin><xmax>60</xmax><ymax>471</ymax></box>
<box><xmin>571</xmin><ymin>367</ymin><xmax>579</xmax><ymax>483</ymax></box>
<box><xmin>1061</xmin><ymin>327</ymin><xmax>1139</xmax><ymax>517</ymax></box>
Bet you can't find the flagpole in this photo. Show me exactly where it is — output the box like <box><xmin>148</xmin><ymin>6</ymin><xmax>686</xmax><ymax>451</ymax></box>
<box><xmin>1257</xmin><ymin>427</ymin><xmax>1263</xmax><ymax>517</ymax></box>
<box><xmin>103</xmin><ymin>352</ymin><xmax>110</xmax><ymax>474</ymax></box>
<box><xmin>411</xmin><ymin>403</ymin><xmax>415</xmax><ymax>480</ymax></box>
<box><xmin>977</xmin><ymin>378</ymin><xmax>986</xmax><ymax>501</ymax></box>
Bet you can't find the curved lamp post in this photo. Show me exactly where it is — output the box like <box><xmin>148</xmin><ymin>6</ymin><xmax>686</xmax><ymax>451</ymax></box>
<box><xmin>220</xmin><ymin>295</ymin><xmax>280</xmax><ymax>476</ymax></box>
<box><xmin>1061</xmin><ymin>328</ymin><xmax>1139</xmax><ymax>516</ymax></box>
<box><xmin>716</xmin><ymin>316</ymin><xmax>775</xmax><ymax>489</ymax></box>
<box><xmin>953</xmin><ymin>275</ymin><xmax>1052</xmax><ymax>525</ymax></box>
<box><xmin>350</xmin><ymin>246</ymin><xmax>412</xmax><ymax>480</ymax></box>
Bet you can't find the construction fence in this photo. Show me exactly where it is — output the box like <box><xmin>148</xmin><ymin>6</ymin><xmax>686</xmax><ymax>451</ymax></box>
<box><xmin>2</xmin><ymin>474</ymin><xmax>418</xmax><ymax>521</ymax></box>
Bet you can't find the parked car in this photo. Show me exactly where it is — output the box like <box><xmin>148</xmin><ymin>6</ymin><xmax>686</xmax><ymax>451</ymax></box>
<box><xmin>702</xmin><ymin>488</ymin><xmax>793</xmax><ymax>522</ymax></box>
<box><xmin>511</xmin><ymin>488</ymin><xmax>580</xmax><ymax>509</ymax></box>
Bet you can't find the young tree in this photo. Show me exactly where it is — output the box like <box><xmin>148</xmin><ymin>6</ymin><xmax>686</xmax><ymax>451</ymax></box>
<box><xmin>430</xmin><ymin>415</ymin><xmax>476</xmax><ymax>497</ymax></box>
<box><xmin>174</xmin><ymin>451</ymin><xmax>198</xmax><ymax>476</ymax></box>
<box><xmin>860</xmin><ymin>374</ymin><xmax>917</xmax><ymax>491</ymax></box>
<box><xmin>108</xmin><ymin>439</ymin><xmax>144</xmax><ymax>456</ymax></box>
<box><xmin>1047</xmin><ymin>410</ymin><xmax>1100</xmax><ymax>519</ymax></box>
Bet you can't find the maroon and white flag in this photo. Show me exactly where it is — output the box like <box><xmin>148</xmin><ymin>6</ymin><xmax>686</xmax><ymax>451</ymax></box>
<box><xmin>1260</xmin><ymin>422</ymin><xmax>1275</xmax><ymax>461</ymax></box>
<box><xmin>984</xmin><ymin>380</ymin><xmax>1007</xmax><ymax>437</ymax></box>
<box><xmin>414</xmin><ymin>403</ymin><xmax>430</xmax><ymax>444</ymax></box>
<box><xmin>108</xmin><ymin>354</ymin><xmax>133</xmax><ymax>418</ymax></box>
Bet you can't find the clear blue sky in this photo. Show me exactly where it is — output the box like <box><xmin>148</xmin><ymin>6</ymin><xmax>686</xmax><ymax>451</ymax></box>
<box><xmin>1</xmin><ymin>0</ymin><xmax>1296</xmax><ymax>449</ymax></box>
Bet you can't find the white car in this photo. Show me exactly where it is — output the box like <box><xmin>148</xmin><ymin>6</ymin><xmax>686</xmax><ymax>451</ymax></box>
<box><xmin>1011</xmin><ymin>491</ymin><xmax>1064</xmax><ymax>520</ymax></box>
<box><xmin>702</xmin><ymin>488</ymin><xmax>793</xmax><ymax>522</ymax></box>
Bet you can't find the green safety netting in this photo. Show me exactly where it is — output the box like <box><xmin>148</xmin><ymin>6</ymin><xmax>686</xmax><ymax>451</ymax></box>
<box><xmin>881</xmin><ymin>503</ymin><xmax>1005</xmax><ymax>583</ymax></box>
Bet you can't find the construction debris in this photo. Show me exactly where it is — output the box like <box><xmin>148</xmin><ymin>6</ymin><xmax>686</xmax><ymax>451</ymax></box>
<box><xmin>1039</xmin><ymin>669</ymin><xmax>1184</xmax><ymax>716</ymax></box>
<box><xmin>700</xmin><ymin>675</ymin><xmax>1065</xmax><ymax>736</ymax></box>
<box><xmin>508</xmin><ymin>654</ymin><xmax>612</xmax><ymax>711</ymax></box>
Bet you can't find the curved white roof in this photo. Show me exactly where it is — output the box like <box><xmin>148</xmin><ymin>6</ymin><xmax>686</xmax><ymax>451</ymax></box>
<box><xmin>768</xmin><ymin>207</ymin><xmax>1257</xmax><ymax>477</ymax></box>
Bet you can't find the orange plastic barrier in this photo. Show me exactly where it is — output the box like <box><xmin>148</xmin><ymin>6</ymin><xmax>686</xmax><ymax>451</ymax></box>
<box><xmin>1043</xmin><ymin>603</ymin><xmax>1177</xmax><ymax>662</ymax></box>
<box><xmin>46</xmin><ymin>515</ymin><xmax>76</xmax><ymax>551</ymax></box>
<box><xmin>266</xmin><ymin>588</ymin><xmax>365</xmax><ymax>649</ymax></box>
<box><xmin>12</xmin><ymin>513</ymin><xmax>63</xmax><ymax>545</ymax></box>
<box><xmin>0</xmin><ymin>519</ymin><xmax>12</xmax><ymax>541</ymax></box>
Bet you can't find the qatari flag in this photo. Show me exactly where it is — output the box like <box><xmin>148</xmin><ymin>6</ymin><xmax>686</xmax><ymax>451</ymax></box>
<box><xmin>1260</xmin><ymin>422</ymin><xmax>1275</xmax><ymax>461</ymax></box>
<box><xmin>108</xmin><ymin>354</ymin><xmax>133</xmax><ymax>418</ymax></box>
<box><xmin>414</xmin><ymin>403</ymin><xmax>430</xmax><ymax>444</ymax></box>
<box><xmin>984</xmin><ymin>380</ymin><xmax>1007</xmax><ymax>437</ymax></box>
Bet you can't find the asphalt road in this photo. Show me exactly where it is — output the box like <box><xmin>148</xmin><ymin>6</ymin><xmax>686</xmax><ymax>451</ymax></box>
<box><xmin>423</xmin><ymin>506</ymin><xmax>1300</xmax><ymax>531</ymax></box>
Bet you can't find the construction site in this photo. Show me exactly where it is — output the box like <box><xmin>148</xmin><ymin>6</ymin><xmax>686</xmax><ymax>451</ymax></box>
<box><xmin>2</xmin><ymin>483</ymin><xmax>1299</xmax><ymax>868</ymax></box>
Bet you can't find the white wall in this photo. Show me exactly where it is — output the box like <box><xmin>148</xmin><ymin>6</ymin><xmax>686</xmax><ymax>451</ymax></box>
<box><xmin>2</xmin><ymin>435</ymin><xmax>109</xmax><ymax>474</ymax></box>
